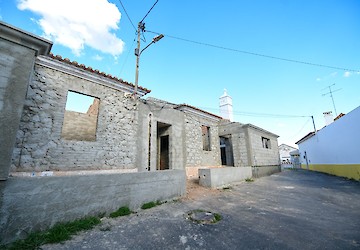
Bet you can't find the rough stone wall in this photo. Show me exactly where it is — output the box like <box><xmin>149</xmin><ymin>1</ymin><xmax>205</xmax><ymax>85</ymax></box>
<box><xmin>61</xmin><ymin>110</ymin><xmax>98</xmax><ymax>141</ymax></box>
<box><xmin>11</xmin><ymin>58</ymin><xmax>138</xmax><ymax>172</ymax></box>
<box><xmin>86</xmin><ymin>98</ymin><xmax>100</xmax><ymax>115</ymax></box>
<box><xmin>184</xmin><ymin>114</ymin><xmax>221</xmax><ymax>167</ymax></box>
<box><xmin>248</xmin><ymin>127</ymin><xmax>280</xmax><ymax>166</ymax></box>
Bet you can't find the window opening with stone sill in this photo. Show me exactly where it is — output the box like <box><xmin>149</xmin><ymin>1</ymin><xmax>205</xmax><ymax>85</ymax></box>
<box><xmin>262</xmin><ymin>137</ymin><xmax>271</xmax><ymax>149</ymax></box>
<box><xmin>61</xmin><ymin>91</ymin><xmax>100</xmax><ymax>141</ymax></box>
<box><xmin>202</xmin><ymin>125</ymin><xmax>211</xmax><ymax>151</ymax></box>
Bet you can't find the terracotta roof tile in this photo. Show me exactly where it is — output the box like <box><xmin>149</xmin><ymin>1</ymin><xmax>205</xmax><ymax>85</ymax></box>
<box><xmin>48</xmin><ymin>53</ymin><xmax>151</xmax><ymax>94</ymax></box>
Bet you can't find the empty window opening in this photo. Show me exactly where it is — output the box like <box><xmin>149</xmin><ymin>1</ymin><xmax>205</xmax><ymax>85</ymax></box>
<box><xmin>202</xmin><ymin>126</ymin><xmax>211</xmax><ymax>151</ymax></box>
<box><xmin>61</xmin><ymin>91</ymin><xmax>99</xmax><ymax>141</ymax></box>
<box><xmin>262</xmin><ymin>137</ymin><xmax>271</xmax><ymax>149</ymax></box>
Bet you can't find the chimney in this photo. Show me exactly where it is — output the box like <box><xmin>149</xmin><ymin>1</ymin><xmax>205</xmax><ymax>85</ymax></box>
<box><xmin>219</xmin><ymin>89</ymin><xmax>234</xmax><ymax>121</ymax></box>
<box><xmin>323</xmin><ymin>111</ymin><xmax>334</xmax><ymax>126</ymax></box>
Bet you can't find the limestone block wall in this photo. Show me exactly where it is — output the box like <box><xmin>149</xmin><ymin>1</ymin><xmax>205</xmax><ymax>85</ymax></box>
<box><xmin>247</xmin><ymin>127</ymin><xmax>280</xmax><ymax>166</ymax></box>
<box><xmin>231</xmin><ymin>131</ymin><xmax>250</xmax><ymax>167</ymax></box>
<box><xmin>184</xmin><ymin>114</ymin><xmax>221</xmax><ymax>167</ymax></box>
<box><xmin>219</xmin><ymin>122</ymin><xmax>250</xmax><ymax>167</ymax></box>
<box><xmin>61</xmin><ymin>111</ymin><xmax>98</xmax><ymax>141</ymax></box>
<box><xmin>11</xmin><ymin>57</ymin><xmax>138</xmax><ymax>172</ymax></box>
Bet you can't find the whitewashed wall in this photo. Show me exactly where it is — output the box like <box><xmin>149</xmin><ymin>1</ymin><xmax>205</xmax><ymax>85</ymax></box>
<box><xmin>298</xmin><ymin>106</ymin><xmax>360</xmax><ymax>165</ymax></box>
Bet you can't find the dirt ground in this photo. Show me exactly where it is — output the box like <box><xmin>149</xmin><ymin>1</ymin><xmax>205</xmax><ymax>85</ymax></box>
<box><xmin>183</xmin><ymin>178</ymin><xmax>221</xmax><ymax>200</ymax></box>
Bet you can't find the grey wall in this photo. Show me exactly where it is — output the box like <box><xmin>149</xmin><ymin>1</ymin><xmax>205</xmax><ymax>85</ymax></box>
<box><xmin>0</xmin><ymin>39</ymin><xmax>35</xmax><ymax>180</ymax></box>
<box><xmin>252</xmin><ymin>165</ymin><xmax>281</xmax><ymax>178</ymax></box>
<box><xmin>246</xmin><ymin>126</ymin><xmax>280</xmax><ymax>166</ymax></box>
<box><xmin>11</xmin><ymin>58</ymin><xmax>140</xmax><ymax>172</ymax></box>
<box><xmin>0</xmin><ymin>170</ymin><xmax>186</xmax><ymax>244</ymax></box>
<box><xmin>137</xmin><ymin>100</ymin><xmax>185</xmax><ymax>172</ymax></box>
<box><xmin>184</xmin><ymin>114</ymin><xmax>221</xmax><ymax>167</ymax></box>
<box><xmin>0</xmin><ymin>21</ymin><xmax>52</xmax><ymax>180</ymax></box>
<box><xmin>199</xmin><ymin>167</ymin><xmax>252</xmax><ymax>188</ymax></box>
<box><xmin>219</xmin><ymin>122</ymin><xmax>250</xmax><ymax>167</ymax></box>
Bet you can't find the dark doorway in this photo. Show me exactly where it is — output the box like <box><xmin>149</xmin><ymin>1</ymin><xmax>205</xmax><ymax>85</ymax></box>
<box><xmin>220</xmin><ymin>136</ymin><xmax>234</xmax><ymax>166</ymax></box>
<box><xmin>157</xmin><ymin>122</ymin><xmax>171</xmax><ymax>170</ymax></box>
<box><xmin>159</xmin><ymin>135</ymin><xmax>169</xmax><ymax>170</ymax></box>
<box><xmin>221</xmin><ymin>147</ymin><xmax>227</xmax><ymax>165</ymax></box>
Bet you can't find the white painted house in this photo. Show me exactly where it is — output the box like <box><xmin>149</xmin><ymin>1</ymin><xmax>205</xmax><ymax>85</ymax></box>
<box><xmin>295</xmin><ymin>105</ymin><xmax>360</xmax><ymax>180</ymax></box>
<box><xmin>278</xmin><ymin>144</ymin><xmax>297</xmax><ymax>164</ymax></box>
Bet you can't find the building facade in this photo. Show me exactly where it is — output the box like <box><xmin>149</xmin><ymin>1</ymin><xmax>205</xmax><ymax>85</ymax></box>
<box><xmin>279</xmin><ymin>144</ymin><xmax>297</xmax><ymax>164</ymax></box>
<box><xmin>296</xmin><ymin>106</ymin><xmax>360</xmax><ymax>180</ymax></box>
<box><xmin>0</xmin><ymin>21</ymin><xmax>281</xmax><ymax>244</ymax></box>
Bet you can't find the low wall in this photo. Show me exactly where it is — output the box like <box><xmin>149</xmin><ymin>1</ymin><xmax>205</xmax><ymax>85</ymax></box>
<box><xmin>301</xmin><ymin>164</ymin><xmax>360</xmax><ymax>181</ymax></box>
<box><xmin>186</xmin><ymin>166</ymin><xmax>222</xmax><ymax>179</ymax></box>
<box><xmin>252</xmin><ymin>165</ymin><xmax>281</xmax><ymax>178</ymax></box>
<box><xmin>199</xmin><ymin>167</ymin><xmax>252</xmax><ymax>188</ymax></box>
<box><xmin>0</xmin><ymin>170</ymin><xmax>186</xmax><ymax>244</ymax></box>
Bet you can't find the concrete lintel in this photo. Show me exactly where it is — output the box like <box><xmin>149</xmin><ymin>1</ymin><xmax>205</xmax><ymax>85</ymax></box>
<box><xmin>0</xmin><ymin>21</ymin><xmax>52</xmax><ymax>56</ymax></box>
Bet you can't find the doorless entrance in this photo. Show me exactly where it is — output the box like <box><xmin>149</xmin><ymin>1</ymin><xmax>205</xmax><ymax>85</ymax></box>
<box><xmin>157</xmin><ymin>122</ymin><xmax>171</xmax><ymax>170</ymax></box>
<box><xmin>159</xmin><ymin>135</ymin><xmax>169</xmax><ymax>170</ymax></box>
<box><xmin>220</xmin><ymin>136</ymin><xmax>234</xmax><ymax>166</ymax></box>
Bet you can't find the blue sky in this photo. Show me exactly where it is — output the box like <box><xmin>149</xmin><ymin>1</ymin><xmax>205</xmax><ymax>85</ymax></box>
<box><xmin>1</xmin><ymin>0</ymin><xmax>359</xmax><ymax>147</ymax></box>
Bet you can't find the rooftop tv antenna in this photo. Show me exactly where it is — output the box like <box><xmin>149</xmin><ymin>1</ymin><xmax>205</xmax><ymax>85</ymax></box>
<box><xmin>322</xmin><ymin>83</ymin><xmax>341</xmax><ymax>117</ymax></box>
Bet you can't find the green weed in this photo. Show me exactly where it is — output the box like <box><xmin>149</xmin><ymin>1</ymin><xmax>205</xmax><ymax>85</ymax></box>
<box><xmin>109</xmin><ymin>206</ymin><xmax>132</xmax><ymax>218</ymax></box>
<box><xmin>5</xmin><ymin>216</ymin><xmax>101</xmax><ymax>250</ymax></box>
<box><xmin>141</xmin><ymin>200</ymin><xmax>162</xmax><ymax>210</ymax></box>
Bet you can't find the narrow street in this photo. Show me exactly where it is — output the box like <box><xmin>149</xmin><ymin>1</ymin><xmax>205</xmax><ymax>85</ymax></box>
<box><xmin>43</xmin><ymin>170</ymin><xmax>360</xmax><ymax>250</ymax></box>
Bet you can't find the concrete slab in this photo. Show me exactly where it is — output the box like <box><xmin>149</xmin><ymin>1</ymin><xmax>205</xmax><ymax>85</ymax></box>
<box><xmin>40</xmin><ymin>170</ymin><xmax>360</xmax><ymax>250</ymax></box>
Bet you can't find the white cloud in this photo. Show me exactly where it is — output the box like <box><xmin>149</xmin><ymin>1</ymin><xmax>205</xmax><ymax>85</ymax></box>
<box><xmin>17</xmin><ymin>0</ymin><xmax>124</xmax><ymax>57</ymax></box>
<box><xmin>93</xmin><ymin>54</ymin><xmax>103</xmax><ymax>61</ymax></box>
<box><xmin>316</xmin><ymin>71</ymin><xmax>338</xmax><ymax>82</ymax></box>
<box><xmin>343</xmin><ymin>71</ymin><xmax>351</xmax><ymax>77</ymax></box>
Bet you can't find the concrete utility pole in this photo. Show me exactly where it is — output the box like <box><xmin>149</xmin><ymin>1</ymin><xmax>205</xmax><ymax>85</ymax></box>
<box><xmin>322</xmin><ymin>83</ymin><xmax>341</xmax><ymax>117</ymax></box>
<box><xmin>133</xmin><ymin>21</ymin><xmax>145</xmax><ymax>98</ymax></box>
<box><xmin>133</xmin><ymin>0</ymin><xmax>163</xmax><ymax>98</ymax></box>
<box><xmin>311</xmin><ymin>115</ymin><xmax>317</xmax><ymax>134</ymax></box>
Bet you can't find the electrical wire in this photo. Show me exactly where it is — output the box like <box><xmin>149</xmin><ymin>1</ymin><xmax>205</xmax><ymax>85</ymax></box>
<box><xmin>290</xmin><ymin>117</ymin><xmax>312</xmax><ymax>140</ymax></box>
<box><xmin>146</xmin><ymin>30</ymin><xmax>359</xmax><ymax>73</ymax></box>
<box><xmin>197</xmin><ymin>106</ymin><xmax>310</xmax><ymax>119</ymax></box>
<box><xmin>140</xmin><ymin>0</ymin><xmax>159</xmax><ymax>23</ymax></box>
<box><xmin>119</xmin><ymin>36</ymin><xmax>136</xmax><ymax>76</ymax></box>
<box><xmin>118</xmin><ymin>0</ymin><xmax>137</xmax><ymax>31</ymax></box>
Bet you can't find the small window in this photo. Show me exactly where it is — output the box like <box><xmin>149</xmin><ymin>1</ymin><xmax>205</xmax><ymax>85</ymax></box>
<box><xmin>262</xmin><ymin>137</ymin><xmax>271</xmax><ymax>149</ymax></box>
<box><xmin>202</xmin><ymin>125</ymin><xmax>211</xmax><ymax>151</ymax></box>
<box><xmin>61</xmin><ymin>91</ymin><xmax>100</xmax><ymax>141</ymax></box>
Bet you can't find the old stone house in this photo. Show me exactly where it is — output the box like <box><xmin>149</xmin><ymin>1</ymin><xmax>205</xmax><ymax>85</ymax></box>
<box><xmin>0</xmin><ymin>21</ymin><xmax>280</xmax><ymax>244</ymax></box>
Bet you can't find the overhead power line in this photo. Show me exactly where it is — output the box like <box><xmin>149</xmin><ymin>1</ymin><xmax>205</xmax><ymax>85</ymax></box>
<box><xmin>118</xmin><ymin>0</ymin><xmax>137</xmax><ymax>31</ymax></box>
<box><xmin>197</xmin><ymin>106</ymin><xmax>310</xmax><ymax>119</ymax></box>
<box><xmin>146</xmin><ymin>30</ymin><xmax>359</xmax><ymax>73</ymax></box>
<box><xmin>140</xmin><ymin>0</ymin><xmax>159</xmax><ymax>23</ymax></box>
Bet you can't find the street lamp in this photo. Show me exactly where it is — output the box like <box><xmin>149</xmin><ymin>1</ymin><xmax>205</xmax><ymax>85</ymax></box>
<box><xmin>133</xmin><ymin>22</ymin><xmax>164</xmax><ymax>98</ymax></box>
